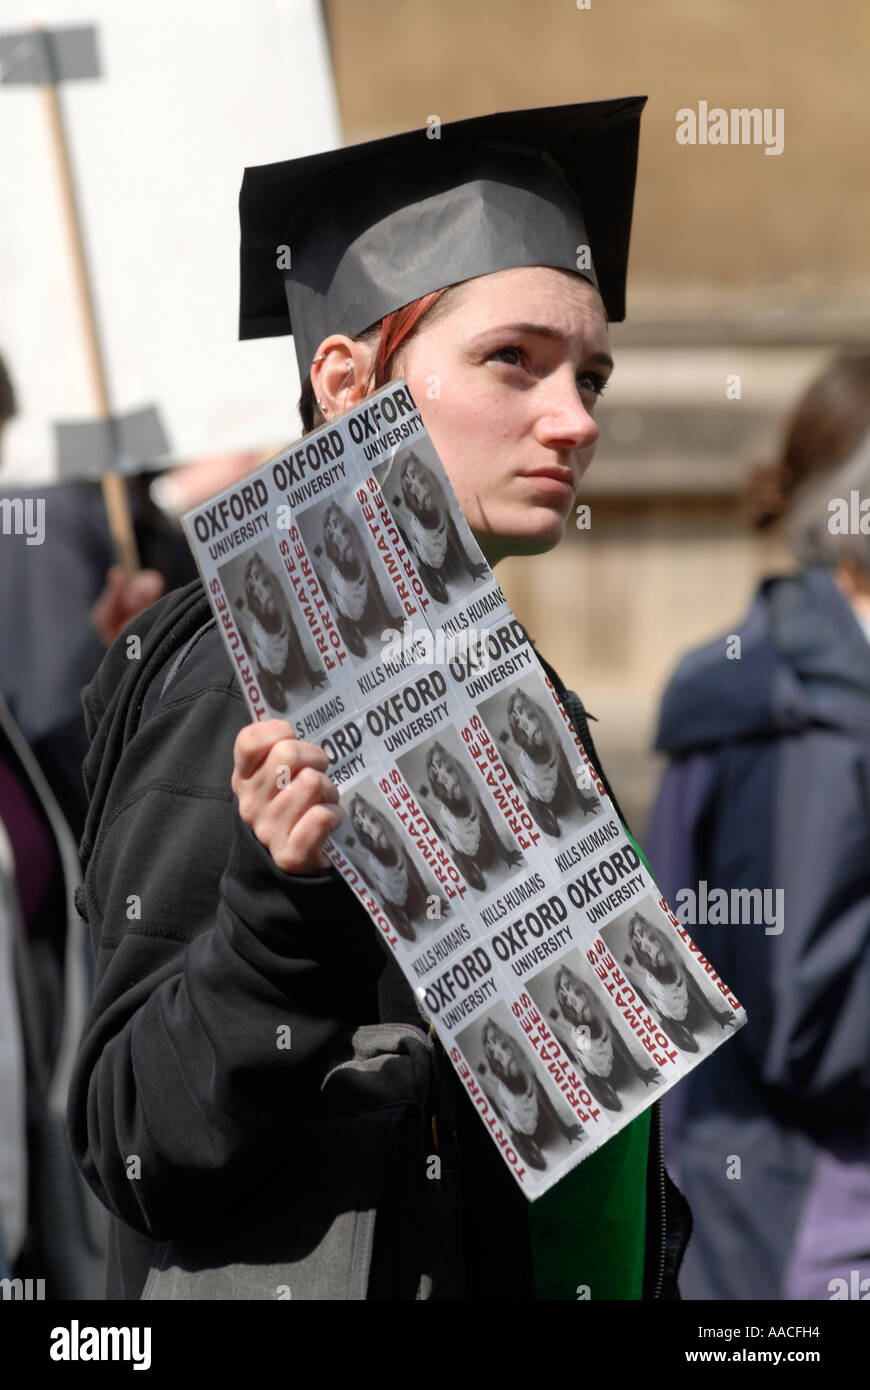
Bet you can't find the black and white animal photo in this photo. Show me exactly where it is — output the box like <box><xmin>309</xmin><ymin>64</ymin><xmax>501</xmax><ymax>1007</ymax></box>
<box><xmin>296</xmin><ymin>492</ymin><xmax>404</xmax><ymax>662</ymax></box>
<box><xmin>329</xmin><ymin>778</ymin><xmax>449</xmax><ymax>944</ymax></box>
<box><xmin>477</xmin><ymin>676</ymin><xmax>600</xmax><ymax>838</ymax></box>
<box><xmin>218</xmin><ymin>543</ymin><xmax>327</xmax><ymax>714</ymax></box>
<box><xmin>457</xmin><ymin>1005</ymin><xmax>584</xmax><ymax>1172</ymax></box>
<box><xmin>603</xmin><ymin>901</ymin><xmax>738</xmax><ymax>1055</ymax></box>
<box><xmin>528</xmin><ymin>953</ymin><xmax>661</xmax><ymax>1112</ymax></box>
<box><xmin>396</xmin><ymin>731</ymin><xmax>525</xmax><ymax>893</ymax></box>
<box><xmin>376</xmin><ymin>444</ymin><xmax>489</xmax><ymax>607</ymax></box>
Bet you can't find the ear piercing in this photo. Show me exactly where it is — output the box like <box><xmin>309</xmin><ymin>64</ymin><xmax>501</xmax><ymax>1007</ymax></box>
<box><xmin>313</xmin><ymin>354</ymin><xmax>352</xmax><ymax>417</ymax></box>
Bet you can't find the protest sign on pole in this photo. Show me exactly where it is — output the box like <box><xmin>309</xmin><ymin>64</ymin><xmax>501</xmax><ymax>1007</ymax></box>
<box><xmin>1</xmin><ymin>23</ymin><xmax>142</xmax><ymax>569</ymax></box>
<box><xmin>1</xmin><ymin>0</ymin><xmax>339</xmax><ymax>489</ymax></box>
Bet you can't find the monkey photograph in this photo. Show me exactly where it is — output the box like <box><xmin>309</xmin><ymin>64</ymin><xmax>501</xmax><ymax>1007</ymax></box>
<box><xmin>218</xmin><ymin>543</ymin><xmax>327</xmax><ymax>713</ymax></box>
<box><xmin>478</xmin><ymin>676</ymin><xmax>601</xmax><ymax>838</ymax></box>
<box><xmin>396</xmin><ymin>730</ymin><xmax>526</xmax><ymax>893</ymax></box>
<box><xmin>528</xmin><ymin>955</ymin><xmax>662</xmax><ymax>1113</ymax></box>
<box><xmin>298</xmin><ymin>492</ymin><xmax>404</xmax><ymax>661</ymax></box>
<box><xmin>603</xmin><ymin>902</ymin><xmax>739</xmax><ymax>1055</ymax></box>
<box><xmin>376</xmin><ymin>443</ymin><xmax>489</xmax><ymax>607</ymax></box>
<box><xmin>457</xmin><ymin>1005</ymin><xmax>585</xmax><ymax>1173</ymax></box>
<box><xmin>329</xmin><ymin>778</ymin><xmax>449</xmax><ymax>944</ymax></box>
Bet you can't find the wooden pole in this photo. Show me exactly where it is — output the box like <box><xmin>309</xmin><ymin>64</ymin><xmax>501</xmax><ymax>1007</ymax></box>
<box><xmin>36</xmin><ymin>24</ymin><xmax>139</xmax><ymax>574</ymax></box>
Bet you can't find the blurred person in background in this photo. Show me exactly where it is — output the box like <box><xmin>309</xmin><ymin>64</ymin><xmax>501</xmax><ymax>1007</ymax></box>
<box><xmin>0</xmin><ymin>350</ymin><xmax>193</xmax><ymax>835</ymax></box>
<box><xmin>0</xmin><ymin>355</ymin><xmax>262</xmax><ymax>837</ymax></box>
<box><xmin>646</xmin><ymin>350</ymin><xmax>870</xmax><ymax>1300</ymax></box>
<box><xmin>0</xmin><ymin>351</ymin><xmax>106</xmax><ymax>1294</ymax></box>
<box><xmin>0</xmin><ymin>352</ymin><xmax>16</xmax><ymax>450</ymax></box>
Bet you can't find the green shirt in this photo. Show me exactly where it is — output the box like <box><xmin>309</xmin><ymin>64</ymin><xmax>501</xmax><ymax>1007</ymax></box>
<box><xmin>529</xmin><ymin>1110</ymin><xmax>650</xmax><ymax>1300</ymax></box>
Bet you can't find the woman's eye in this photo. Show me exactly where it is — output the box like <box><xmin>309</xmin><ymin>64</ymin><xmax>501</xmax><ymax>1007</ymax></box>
<box><xmin>578</xmin><ymin>371</ymin><xmax>609</xmax><ymax>398</ymax></box>
<box><xmin>490</xmin><ymin>345</ymin><xmax>528</xmax><ymax>368</ymax></box>
<box><xmin>488</xmin><ymin>349</ymin><xmax>609</xmax><ymax>397</ymax></box>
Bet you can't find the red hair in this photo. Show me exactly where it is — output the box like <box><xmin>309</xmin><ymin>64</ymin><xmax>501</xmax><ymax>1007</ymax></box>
<box><xmin>299</xmin><ymin>287</ymin><xmax>452</xmax><ymax>431</ymax></box>
<box><xmin>367</xmin><ymin>289</ymin><xmax>450</xmax><ymax>389</ymax></box>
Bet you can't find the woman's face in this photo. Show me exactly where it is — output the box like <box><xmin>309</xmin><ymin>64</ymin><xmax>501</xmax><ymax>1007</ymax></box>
<box><xmin>393</xmin><ymin>266</ymin><xmax>611</xmax><ymax>567</ymax></box>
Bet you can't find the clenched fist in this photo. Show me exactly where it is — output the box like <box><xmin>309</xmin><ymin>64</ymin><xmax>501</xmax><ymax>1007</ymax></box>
<box><xmin>232</xmin><ymin>719</ymin><xmax>343</xmax><ymax>874</ymax></box>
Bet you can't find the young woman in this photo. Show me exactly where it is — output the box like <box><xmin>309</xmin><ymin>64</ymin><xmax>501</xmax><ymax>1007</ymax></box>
<box><xmin>68</xmin><ymin>99</ymin><xmax>691</xmax><ymax>1301</ymax></box>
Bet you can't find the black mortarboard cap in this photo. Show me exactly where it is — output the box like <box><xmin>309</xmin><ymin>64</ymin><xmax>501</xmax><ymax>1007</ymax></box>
<box><xmin>239</xmin><ymin>96</ymin><xmax>647</xmax><ymax>379</ymax></box>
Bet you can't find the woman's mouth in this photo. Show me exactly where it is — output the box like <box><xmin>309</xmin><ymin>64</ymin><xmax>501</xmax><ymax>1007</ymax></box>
<box><xmin>520</xmin><ymin>467</ymin><xmax>576</xmax><ymax>501</ymax></box>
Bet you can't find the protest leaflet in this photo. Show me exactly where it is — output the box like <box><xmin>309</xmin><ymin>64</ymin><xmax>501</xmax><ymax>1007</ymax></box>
<box><xmin>182</xmin><ymin>380</ymin><xmax>746</xmax><ymax>1199</ymax></box>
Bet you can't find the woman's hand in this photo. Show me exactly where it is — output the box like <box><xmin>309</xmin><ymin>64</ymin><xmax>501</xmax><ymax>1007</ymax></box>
<box><xmin>91</xmin><ymin>564</ymin><xmax>165</xmax><ymax>645</ymax></box>
<box><xmin>231</xmin><ymin>719</ymin><xmax>343</xmax><ymax>874</ymax></box>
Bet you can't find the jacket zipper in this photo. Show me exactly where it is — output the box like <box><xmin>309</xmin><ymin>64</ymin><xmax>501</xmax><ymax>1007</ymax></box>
<box><xmin>650</xmin><ymin>1101</ymin><xmax>667</xmax><ymax>1299</ymax></box>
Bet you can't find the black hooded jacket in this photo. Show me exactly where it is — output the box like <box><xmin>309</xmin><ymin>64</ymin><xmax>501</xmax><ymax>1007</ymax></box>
<box><xmin>67</xmin><ymin>578</ymin><xmax>690</xmax><ymax>1299</ymax></box>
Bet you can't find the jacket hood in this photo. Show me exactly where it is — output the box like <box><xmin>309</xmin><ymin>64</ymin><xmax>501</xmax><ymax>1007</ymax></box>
<box><xmin>655</xmin><ymin>566</ymin><xmax>870</xmax><ymax>755</ymax></box>
<box><xmin>80</xmin><ymin>578</ymin><xmax>211</xmax><ymax>865</ymax></box>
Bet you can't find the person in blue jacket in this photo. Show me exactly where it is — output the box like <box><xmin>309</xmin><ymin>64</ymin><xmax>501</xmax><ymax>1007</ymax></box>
<box><xmin>646</xmin><ymin>350</ymin><xmax>870</xmax><ymax>1300</ymax></box>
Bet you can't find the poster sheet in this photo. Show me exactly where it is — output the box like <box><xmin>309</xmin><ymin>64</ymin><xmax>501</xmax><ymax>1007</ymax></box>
<box><xmin>182</xmin><ymin>380</ymin><xmax>746</xmax><ymax>1199</ymax></box>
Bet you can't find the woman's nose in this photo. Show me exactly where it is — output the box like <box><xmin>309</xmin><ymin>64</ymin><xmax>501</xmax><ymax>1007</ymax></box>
<box><xmin>534</xmin><ymin>374</ymin><xmax>600</xmax><ymax>451</ymax></box>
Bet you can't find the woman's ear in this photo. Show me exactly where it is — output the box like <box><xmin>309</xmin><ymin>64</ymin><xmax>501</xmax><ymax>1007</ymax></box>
<box><xmin>310</xmin><ymin>335</ymin><xmax>376</xmax><ymax>420</ymax></box>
